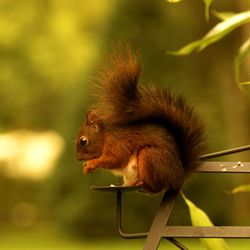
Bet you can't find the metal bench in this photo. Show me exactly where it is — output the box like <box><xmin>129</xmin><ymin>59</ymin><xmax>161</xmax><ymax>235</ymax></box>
<box><xmin>92</xmin><ymin>145</ymin><xmax>250</xmax><ymax>250</ymax></box>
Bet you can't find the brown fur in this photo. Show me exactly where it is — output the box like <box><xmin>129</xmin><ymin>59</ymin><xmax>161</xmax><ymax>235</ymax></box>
<box><xmin>76</xmin><ymin>44</ymin><xmax>206</xmax><ymax>193</ymax></box>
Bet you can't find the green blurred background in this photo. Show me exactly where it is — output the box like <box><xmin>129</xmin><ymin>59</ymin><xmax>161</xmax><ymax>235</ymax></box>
<box><xmin>0</xmin><ymin>0</ymin><xmax>249</xmax><ymax>249</ymax></box>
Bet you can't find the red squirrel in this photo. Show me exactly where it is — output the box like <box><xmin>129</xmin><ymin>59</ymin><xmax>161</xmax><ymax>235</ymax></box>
<box><xmin>76</xmin><ymin>44</ymin><xmax>206</xmax><ymax>193</ymax></box>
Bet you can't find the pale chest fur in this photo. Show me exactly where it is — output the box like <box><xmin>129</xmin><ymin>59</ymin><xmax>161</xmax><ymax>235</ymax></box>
<box><xmin>111</xmin><ymin>154</ymin><xmax>139</xmax><ymax>186</ymax></box>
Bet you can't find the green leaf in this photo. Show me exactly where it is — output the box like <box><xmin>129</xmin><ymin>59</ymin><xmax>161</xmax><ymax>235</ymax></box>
<box><xmin>240</xmin><ymin>81</ymin><xmax>250</xmax><ymax>85</ymax></box>
<box><xmin>166</xmin><ymin>0</ymin><xmax>182</xmax><ymax>3</ymax></box>
<box><xmin>235</xmin><ymin>37</ymin><xmax>250</xmax><ymax>64</ymax></box>
<box><xmin>231</xmin><ymin>184</ymin><xmax>250</xmax><ymax>194</ymax></box>
<box><xmin>234</xmin><ymin>37</ymin><xmax>250</xmax><ymax>86</ymax></box>
<box><xmin>213</xmin><ymin>11</ymin><xmax>236</xmax><ymax>21</ymax></box>
<box><xmin>168</xmin><ymin>40</ymin><xmax>203</xmax><ymax>56</ymax></box>
<box><xmin>182</xmin><ymin>193</ymin><xmax>230</xmax><ymax>250</ymax></box>
<box><xmin>169</xmin><ymin>11</ymin><xmax>250</xmax><ymax>56</ymax></box>
<box><xmin>204</xmin><ymin>0</ymin><xmax>214</xmax><ymax>22</ymax></box>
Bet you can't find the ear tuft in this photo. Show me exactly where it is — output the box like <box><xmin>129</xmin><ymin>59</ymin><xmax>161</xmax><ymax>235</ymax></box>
<box><xmin>86</xmin><ymin>111</ymin><xmax>99</xmax><ymax>125</ymax></box>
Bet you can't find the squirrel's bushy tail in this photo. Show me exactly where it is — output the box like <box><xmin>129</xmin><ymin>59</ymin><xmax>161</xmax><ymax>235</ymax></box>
<box><xmin>94</xmin><ymin>44</ymin><xmax>206</xmax><ymax>171</ymax></box>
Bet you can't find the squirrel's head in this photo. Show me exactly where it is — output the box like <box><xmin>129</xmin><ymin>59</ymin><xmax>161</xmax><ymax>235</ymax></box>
<box><xmin>76</xmin><ymin>111</ymin><xmax>104</xmax><ymax>161</ymax></box>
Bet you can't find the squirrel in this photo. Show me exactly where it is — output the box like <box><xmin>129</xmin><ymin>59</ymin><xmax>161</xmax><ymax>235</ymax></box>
<box><xmin>76</xmin><ymin>44</ymin><xmax>206</xmax><ymax>193</ymax></box>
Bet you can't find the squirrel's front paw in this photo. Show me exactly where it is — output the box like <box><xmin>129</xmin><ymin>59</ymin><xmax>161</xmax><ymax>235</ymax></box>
<box><xmin>132</xmin><ymin>181</ymin><xmax>144</xmax><ymax>187</ymax></box>
<box><xmin>83</xmin><ymin>161</ymin><xmax>96</xmax><ymax>175</ymax></box>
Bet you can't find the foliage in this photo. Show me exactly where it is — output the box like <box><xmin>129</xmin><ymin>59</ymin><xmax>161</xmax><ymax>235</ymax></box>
<box><xmin>231</xmin><ymin>184</ymin><xmax>250</xmax><ymax>194</ymax></box>
<box><xmin>0</xmin><ymin>0</ymin><xmax>117</xmax><ymax>236</ymax></box>
<box><xmin>166</xmin><ymin>0</ymin><xmax>182</xmax><ymax>3</ymax></box>
<box><xmin>167</xmin><ymin>0</ymin><xmax>214</xmax><ymax>22</ymax></box>
<box><xmin>182</xmin><ymin>193</ymin><xmax>230</xmax><ymax>250</ymax></box>
<box><xmin>0</xmin><ymin>0</ymin><xmax>114</xmax><ymax>129</ymax></box>
<box><xmin>235</xmin><ymin>38</ymin><xmax>250</xmax><ymax>86</ymax></box>
<box><xmin>203</xmin><ymin>0</ymin><xmax>214</xmax><ymax>22</ymax></box>
<box><xmin>169</xmin><ymin>11</ymin><xmax>250</xmax><ymax>56</ymax></box>
<box><xmin>168</xmin><ymin>1</ymin><xmax>250</xmax><ymax>87</ymax></box>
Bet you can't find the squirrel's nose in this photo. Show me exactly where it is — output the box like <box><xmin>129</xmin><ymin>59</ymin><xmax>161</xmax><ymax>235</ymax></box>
<box><xmin>76</xmin><ymin>152</ymin><xmax>84</xmax><ymax>161</ymax></box>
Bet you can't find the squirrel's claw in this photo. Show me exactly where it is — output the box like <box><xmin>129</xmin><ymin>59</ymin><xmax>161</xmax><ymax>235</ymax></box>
<box><xmin>134</xmin><ymin>181</ymin><xmax>144</xmax><ymax>187</ymax></box>
<box><xmin>83</xmin><ymin>165</ymin><xmax>92</xmax><ymax>175</ymax></box>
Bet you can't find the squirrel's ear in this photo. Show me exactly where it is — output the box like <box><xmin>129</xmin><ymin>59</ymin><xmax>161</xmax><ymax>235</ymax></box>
<box><xmin>86</xmin><ymin>111</ymin><xmax>100</xmax><ymax>127</ymax></box>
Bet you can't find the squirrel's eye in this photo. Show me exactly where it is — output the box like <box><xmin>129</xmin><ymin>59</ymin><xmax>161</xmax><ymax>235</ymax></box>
<box><xmin>79</xmin><ymin>136</ymin><xmax>88</xmax><ymax>146</ymax></box>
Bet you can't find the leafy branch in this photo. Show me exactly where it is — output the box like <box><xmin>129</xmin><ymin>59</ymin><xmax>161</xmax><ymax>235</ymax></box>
<box><xmin>167</xmin><ymin>0</ymin><xmax>250</xmax><ymax>87</ymax></box>
<box><xmin>182</xmin><ymin>193</ymin><xmax>230</xmax><ymax>250</ymax></box>
<box><xmin>230</xmin><ymin>184</ymin><xmax>250</xmax><ymax>194</ymax></box>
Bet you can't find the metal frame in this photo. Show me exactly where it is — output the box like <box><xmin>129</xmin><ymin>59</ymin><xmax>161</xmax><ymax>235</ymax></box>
<box><xmin>91</xmin><ymin>145</ymin><xmax>250</xmax><ymax>250</ymax></box>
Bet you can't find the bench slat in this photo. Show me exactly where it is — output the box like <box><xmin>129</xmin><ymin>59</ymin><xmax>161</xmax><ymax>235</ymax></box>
<box><xmin>163</xmin><ymin>226</ymin><xmax>250</xmax><ymax>238</ymax></box>
<box><xmin>198</xmin><ymin>162</ymin><xmax>250</xmax><ymax>173</ymax></box>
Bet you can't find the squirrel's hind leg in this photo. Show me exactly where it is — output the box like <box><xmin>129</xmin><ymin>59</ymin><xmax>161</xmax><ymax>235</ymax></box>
<box><xmin>137</xmin><ymin>147</ymin><xmax>184</xmax><ymax>193</ymax></box>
